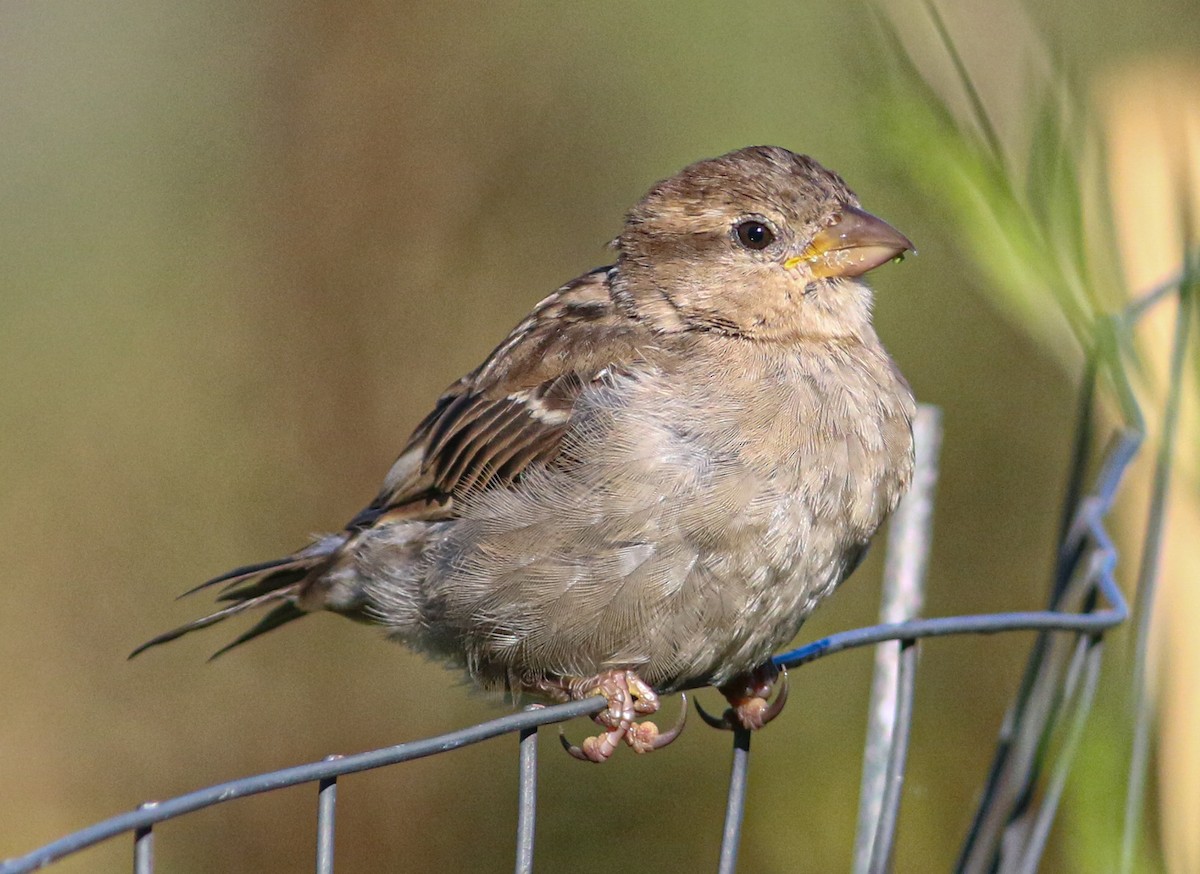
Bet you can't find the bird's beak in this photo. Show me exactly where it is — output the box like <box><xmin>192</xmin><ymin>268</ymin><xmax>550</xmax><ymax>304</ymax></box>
<box><xmin>785</xmin><ymin>206</ymin><xmax>914</xmax><ymax>279</ymax></box>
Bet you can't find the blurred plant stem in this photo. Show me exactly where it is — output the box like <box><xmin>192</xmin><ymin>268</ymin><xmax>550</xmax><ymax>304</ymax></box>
<box><xmin>872</xmin><ymin>4</ymin><xmax>1199</xmax><ymax>871</ymax></box>
<box><xmin>1099</xmin><ymin>56</ymin><xmax>1200</xmax><ymax>874</ymax></box>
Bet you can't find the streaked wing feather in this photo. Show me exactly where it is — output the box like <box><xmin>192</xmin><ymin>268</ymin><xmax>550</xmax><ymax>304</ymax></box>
<box><xmin>434</xmin><ymin>401</ymin><xmax>542</xmax><ymax>491</ymax></box>
<box><xmin>357</xmin><ymin>267</ymin><xmax>648</xmax><ymax>525</ymax></box>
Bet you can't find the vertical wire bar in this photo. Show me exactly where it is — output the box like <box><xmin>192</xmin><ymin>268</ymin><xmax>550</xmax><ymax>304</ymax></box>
<box><xmin>854</xmin><ymin>405</ymin><xmax>941</xmax><ymax>872</ymax></box>
<box><xmin>867</xmin><ymin>640</ymin><xmax>918</xmax><ymax>874</ymax></box>
<box><xmin>133</xmin><ymin>827</ymin><xmax>153</xmax><ymax>874</ymax></box>
<box><xmin>957</xmin><ymin>562</ymin><xmax>1094</xmax><ymax>872</ymax></box>
<box><xmin>717</xmin><ymin>728</ymin><xmax>752</xmax><ymax>874</ymax></box>
<box><xmin>1016</xmin><ymin>636</ymin><xmax>1104</xmax><ymax>874</ymax></box>
<box><xmin>1120</xmin><ymin>275</ymin><xmax>1193</xmax><ymax>873</ymax></box>
<box><xmin>957</xmin><ymin>357</ymin><xmax>1104</xmax><ymax>871</ymax></box>
<box><xmin>316</xmin><ymin>775</ymin><xmax>337</xmax><ymax>874</ymax></box>
<box><xmin>514</xmin><ymin>717</ymin><xmax>539</xmax><ymax>874</ymax></box>
<box><xmin>133</xmin><ymin>803</ymin><xmax>155</xmax><ymax>874</ymax></box>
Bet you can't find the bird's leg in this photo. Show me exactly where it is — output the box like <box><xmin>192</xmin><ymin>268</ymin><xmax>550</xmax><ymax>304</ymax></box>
<box><xmin>548</xmin><ymin>669</ymin><xmax>687</xmax><ymax>762</ymax></box>
<box><xmin>697</xmin><ymin>664</ymin><xmax>790</xmax><ymax>731</ymax></box>
<box><xmin>722</xmin><ymin>663</ymin><xmax>789</xmax><ymax>730</ymax></box>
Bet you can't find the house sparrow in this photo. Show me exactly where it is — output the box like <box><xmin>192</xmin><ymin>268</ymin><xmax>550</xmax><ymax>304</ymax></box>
<box><xmin>133</xmin><ymin>146</ymin><xmax>915</xmax><ymax>762</ymax></box>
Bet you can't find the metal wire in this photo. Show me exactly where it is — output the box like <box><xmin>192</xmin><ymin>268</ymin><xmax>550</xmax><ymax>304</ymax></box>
<box><xmin>515</xmin><ymin>710</ymin><xmax>540</xmax><ymax>874</ymax></box>
<box><xmin>132</xmin><ymin>804</ymin><xmax>154</xmax><ymax>874</ymax></box>
<box><xmin>1</xmin><ymin>701</ymin><xmax>609</xmax><ymax>874</ymax></box>
<box><xmin>1</xmin><ymin>275</ymin><xmax>1187</xmax><ymax>874</ymax></box>
<box><xmin>868</xmin><ymin>639</ymin><xmax>919</xmax><ymax>874</ymax></box>
<box><xmin>716</xmin><ymin>729</ymin><xmax>752</xmax><ymax>874</ymax></box>
<box><xmin>956</xmin><ymin>265</ymin><xmax>1191</xmax><ymax>872</ymax></box>
<box><xmin>316</xmin><ymin>759</ymin><xmax>339</xmax><ymax>874</ymax></box>
<box><xmin>1016</xmin><ymin>635</ymin><xmax>1103</xmax><ymax>874</ymax></box>
<box><xmin>854</xmin><ymin>406</ymin><xmax>942</xmax><ymax>872</ymax></box>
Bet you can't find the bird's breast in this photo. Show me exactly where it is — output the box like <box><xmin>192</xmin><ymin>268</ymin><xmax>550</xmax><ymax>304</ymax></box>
<box><xmin>414</xmin><ymin>341</ymin><xmax>914</xmax><ymax>689</ymax></box>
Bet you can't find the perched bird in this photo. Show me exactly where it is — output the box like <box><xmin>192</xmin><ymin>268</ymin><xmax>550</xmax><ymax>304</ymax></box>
<box><xmin>133</xmin><ymin>146</ymin><xmax>916</xmax><ymax>762</ymax></box>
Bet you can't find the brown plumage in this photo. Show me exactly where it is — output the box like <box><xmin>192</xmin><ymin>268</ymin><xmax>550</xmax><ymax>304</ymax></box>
<box><xmin>134</xmin><ymin>146</ymin><xmax>916</xmax><ymax>761</ymax></box>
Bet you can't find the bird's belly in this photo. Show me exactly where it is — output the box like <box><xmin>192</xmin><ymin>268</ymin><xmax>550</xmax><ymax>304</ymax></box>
<box><xmin>417</xmin><ymin>413</ymin><xmax>874</xmax><ymax>691</ymax></box>
<box><xmin>653</xmin><ymin>492</ymin><xmax>862</xmax><ymax>689</ymax></box>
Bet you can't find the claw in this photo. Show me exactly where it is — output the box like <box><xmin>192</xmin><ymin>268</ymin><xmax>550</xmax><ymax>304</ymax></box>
<box><xmin>698</xmin><ymin>667</ymin><xmax>790</xmax><ymax>732</ymax></box>
<box><xmin>559</xmin><ymin>730</ymin><xmax>576</xmax><ymax>756</ymax></box>
<box><xmin>760</xmin><ymin>668</ymin><xmax>789</xmax><ymax>724</ymax></box>
<box><xmin>655</xmin><ymin>693</ymin><xmax>688</xmax><ymax>748</ymax></box>
<box><xmin>694</xmin><ymin>696</ymin><xmax>735</xmax><ymax>730</ymax></box>
<box><xmin>729</xmin><ymin>667</ymin><xmax>789</xmax><ymax>730</ymax></box>
<box><xmin>560</xmin><ymin>727</ymin><xmax>622</xmax><ymax>763</ymax></box>
<box><xmin>560</xmin><ymin>692</ymin><xmax>689</xmax><ymax>760</ymax></box>
<box><xmin>626</xmin><ymin>693</ymin><xmax>688</xmax><ymax>753</ymax></box>
<box><xmin>552</xmin><ymin>669</ymin><xmax>685</xmax><ymax>762</ymax></box>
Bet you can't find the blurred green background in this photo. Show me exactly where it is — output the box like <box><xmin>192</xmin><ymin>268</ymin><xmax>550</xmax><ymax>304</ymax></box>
<box><xmin>2</xmin><ymin>1</ymin><xmax>1197</xmax><ymax>872</ymax></box>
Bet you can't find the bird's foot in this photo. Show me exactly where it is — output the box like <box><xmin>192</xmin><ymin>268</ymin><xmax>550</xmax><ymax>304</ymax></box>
<box><xmin>696</xmin><ymin>664</ymin><xmax>789</xmax><ymax>731</ymax></box>
<box><xmin>552</xmin><ymin>669</ymin><xmax>687</xmax><ymax>762</ymax></box>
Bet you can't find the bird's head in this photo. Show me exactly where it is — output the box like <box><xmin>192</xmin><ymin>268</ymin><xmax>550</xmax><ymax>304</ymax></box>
<box><xmin>615</xmin><ymin>146</ymin><xmax>912</xmax><ymax>343</ymax></box>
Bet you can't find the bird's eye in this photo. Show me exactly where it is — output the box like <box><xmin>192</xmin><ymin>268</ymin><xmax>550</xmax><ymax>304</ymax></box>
<box><xmin>734</xmin><ymin>220</ymin><xmax>775</xmax><ymax>250</ymax></box>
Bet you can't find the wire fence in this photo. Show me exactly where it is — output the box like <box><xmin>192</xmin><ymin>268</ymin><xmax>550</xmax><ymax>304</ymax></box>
<box><xmin>1</xmin><ymin>272</ymin><xmax>1191</xmax><ymax>874</ymax></box>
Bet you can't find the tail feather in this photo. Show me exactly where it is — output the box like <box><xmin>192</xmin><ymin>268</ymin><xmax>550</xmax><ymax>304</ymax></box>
<box><xmin>215</xmin><ymin>568</ymin><xmax>310</xmax><ymax>603</ymax></box>
<box><xmin>206</xmin><ymin>601</ymin><xmax>308</xmax><ymax>661</ymax></box>
<box><xmin>133</xmin><ymin>535</ymin><xmax>348</xmax><ymax>660</ymax></box>
<box><xmin>177</xmin><ymin>555</ymin><xmax>307</xmax><ymax>599</ymax></box>
<box><xmin>129</xmin><ymin>591</ymin><xmax>288</xmax><ymax>658</ymax></box>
